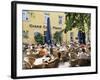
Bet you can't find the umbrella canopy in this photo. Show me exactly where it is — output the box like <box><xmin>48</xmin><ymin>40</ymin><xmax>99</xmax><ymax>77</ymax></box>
<box><xmin>46</xmin><ymin>17</ymin><xmax>52</xmax><ymax>45</ymax></box>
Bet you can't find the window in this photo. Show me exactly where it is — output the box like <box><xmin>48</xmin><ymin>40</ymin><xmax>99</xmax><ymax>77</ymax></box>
<box><xmin>22</xmin><ymin>30</ymin><xmax>29</xmax><ymax>38</ymax></box>
<box><xmin>22</xmin><ymin>11</ymin><xmax>29</xmax><ymax>21</ymax></box>
<box><xmin>58</xmin><ymin>16</ymin><xmax>63</xmax><ymax>26</ymax></box>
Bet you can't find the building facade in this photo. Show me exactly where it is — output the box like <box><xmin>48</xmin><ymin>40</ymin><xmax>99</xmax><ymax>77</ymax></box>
<box><xmin>22</xmin><ymin>10</ymin><xmax>68</xmax><ymax>45</ymax></box>
<box><xmin>22</xmin><ymin>10</ymin><xmax>90</xmax><ymax>45</ymax></box>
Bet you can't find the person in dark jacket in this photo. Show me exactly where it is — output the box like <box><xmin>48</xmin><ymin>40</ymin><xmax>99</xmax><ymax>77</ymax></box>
<box><xmin>82</xmin><ymin>31</ymin><xmax>86</xmax><ymax>44</ymax></box>
<box><xmin>78</xmin><ymin>30</ymin><xmax>83</xmax><ymax>44</ymax></box>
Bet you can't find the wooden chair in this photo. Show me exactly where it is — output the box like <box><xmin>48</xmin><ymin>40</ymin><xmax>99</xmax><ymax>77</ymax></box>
<box><xmin>70</xmin><ymin>59</ymin><xmax>78</xmax><ymax>67</ymax></box>
<box><xmin>60</xmin><ymin>51</ymin><xmax>68</xmax><ymax>62</ymax></box>
<box><xmin>23</xmin><ymin>61</ymin><xmax>32</xmax><ymax>69</ymax></box>
<box><xmin>44</xmin><ymin>58</ymin><xmax>59</xmax><ymax>68</ymax></box>
<box><xmin>69</xmin><ymin>52</ymin><xmax>78</xmax><ymax>67</ymax></box>
<box><xmin>78</xmin><ymin>59</ymin><xmax>91</xmax><ymax>66</ymax></box>
<box><xmin>32</xmin><ymin>64</ymin><xmax>45</xmax><ymax>69</ymax></box>
<box><xmin>52</xmin><ymin>50</ymin><xmax>59</xmax><ymax>58</ymax></box>
<box><xmin>23</xmin><ymin>56</ymin><xmax>35</xmax><ymax>69</ymax></box>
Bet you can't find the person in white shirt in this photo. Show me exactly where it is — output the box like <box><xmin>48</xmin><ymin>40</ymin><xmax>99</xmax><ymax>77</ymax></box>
<box><xmin>77</xmin><ymin>48</ymin><xmax>89</xmax><ymax>59</ymax></box>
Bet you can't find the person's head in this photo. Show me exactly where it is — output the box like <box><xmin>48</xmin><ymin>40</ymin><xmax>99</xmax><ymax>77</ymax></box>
<box><xmin>41</xmin><ymin>46</ymin><xmax>45</xmax><ymax>49</ymax></box>
<box><xmin>46</xmin><ymin>54</ymin><xmax>50</xmax><ymax>57</ymax></box>
<box><xmin>82</xmin><ymin>48</ymin><xmax>85</xmax><ymax>53</ymax></box>
<box><xmin>75</xmin><ymin>37</ymin><xmax>78</xmax><ymax>40</ymax></box>
<box><xmin>66</xmin><ymin>46</ymin><xmax>69</xmax><ymax>49</ymax></box>
<box><xmin>79</xmin><ymin>48</ymin><xmax>82</xmax><ymax>52</ymax></box>
<box><xmin>26</xmin><ymin>49</ymin><xmax>31</xmax><ymax>52</ymax></box>
<box><xmin>88</xmin><ymin>47</ymin><xmax>91</xmax><ymax>51</ymax></box>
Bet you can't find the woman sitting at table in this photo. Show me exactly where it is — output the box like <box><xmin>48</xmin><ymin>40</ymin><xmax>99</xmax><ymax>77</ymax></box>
<box><xmin>77</xmin><ymin>48</ymin><xmax>90</xmax><ymax>66</ymax></box>
<box><xmin>42</xmin><ymin>55</ymin><xmax>52</xmax><ymax>63</ymax></box>
<box><xmin>26</xmin><ymin>49</ymin><xmax>32</xmax><ymax>55</ymax></box>
<box><xmin>77</xmin><ymin>48</ymin><xmax>89</xmax><ymax>59</ymax></box>
<box><xmin>24</xmin><ymin>55</ymin><xmax>35</xmax><ymax>69</ymax></box>
<box><xmin>39</xmin><ymin>46</ymin><xmax>48</xmax><ymax>57</ymax></box>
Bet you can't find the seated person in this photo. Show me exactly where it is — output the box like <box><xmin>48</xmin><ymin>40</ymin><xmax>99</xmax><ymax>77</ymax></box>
<box><xmin>77</xmin><ymin>48</ymin><xmax>90</xmax><ymax>66</ymax></box>
<box><xmin>59</xmin><ymin>45</ymin><xmax>67</xmax><ymax>52</ymax></box>
<box><xmin>42</xmin><ymin>55</ymin><xmax>52</xmax><ymax>63</ymax></box>
<box><xmin>26</xmin><ymin>49</ymin><xmax>32</xmax><ymax>55</ymax></box>
<box><xmin>24</xmin><ymin>56</ymin><xmax>35</xmax><ymax>69</ymax></box>
<box><xmin>39</xmin><ymin>46</ymin><xmax>48</xmax><ymax>57</ymax></box>
<box><xmin>77</xmin><ymin>48</ymin><xmax>89</xmax><ymax>59</ymax></box>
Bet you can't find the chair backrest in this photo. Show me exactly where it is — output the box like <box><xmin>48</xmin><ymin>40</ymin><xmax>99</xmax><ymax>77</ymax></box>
<box><xmin>69</xmin><ymin>52</ymin><xmax>77</xmax><ymax>59</ymax></box>
<box><xmin>28</xmin><ymin>57</ymin><xmax>35</xmax><ymax>65</ymax></box>
<box><xmin>52</xmin><ymin>50</ymin><xmax>58</xmax><ymax>58</ymax></box>
<box><xmin>24</xmin><ymin>56</ymin><xmax>35</xmax><ymax>69</ymax></box>
<box><xmin>45</xmin><ymin>58</ymin><xmax>59</xmax><ymax>68</ymax></box>
<box><xmin>32</xmin><ymin>64</ymin><xmax>44</xmax><ymax>69</ymax></box>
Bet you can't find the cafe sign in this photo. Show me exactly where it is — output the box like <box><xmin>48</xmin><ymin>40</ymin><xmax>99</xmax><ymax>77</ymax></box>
<box><xmin>29</xmin><ymin>24</ymin><xmax>61</xmax><ymax>30</ymax></box>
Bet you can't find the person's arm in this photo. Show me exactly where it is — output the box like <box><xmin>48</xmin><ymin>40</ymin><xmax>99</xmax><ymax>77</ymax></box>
<box><xmin>84</xmin><ymin>53</ymin><xmax>89</xmax><ymax>56</ymax></box>
<box><xmin>77</xmin><ymin>52</ymin><xmax>80</xmax><ymax>57</ymax></box>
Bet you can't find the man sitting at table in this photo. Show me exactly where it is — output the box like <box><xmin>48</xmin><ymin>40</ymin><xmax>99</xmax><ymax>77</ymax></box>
<box><xmin>39</xmin><ymin>46</ymin><xmax>48</xmax><ymax>57</ymax></box>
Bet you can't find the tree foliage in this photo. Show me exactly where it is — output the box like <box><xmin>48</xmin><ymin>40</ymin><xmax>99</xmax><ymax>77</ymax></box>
<box><xmin>53</xmin><ymin>31</ymin><xmax>62</xmax><ymax>44</ymax></box>
<box><xmin>64</xmin><ymin>12</ymin><xmax>91</xmax><ymax>33</ymax></box>
<box><xmin>34</xmin><ymin>32</ymin><xmax>44</xmax><ymax>44</ymax></box>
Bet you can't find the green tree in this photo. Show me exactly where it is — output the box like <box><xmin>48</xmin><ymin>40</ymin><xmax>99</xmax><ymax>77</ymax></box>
<box><xmin>84</xmin><ymin>14</ymin><xmax>91</xmax><ymax>41</ymax></box>
<box><xmin>34</xmin><ymin>32</ymin><xmax>44</xmax><ymax>44</ymax></box>
<box><xmin>61</xmin><ymin>12</ymin><xmax>91</xmax><ymax>43</ymax></box>
<box><xmin>64</xmin><ymin>13</ymin><xmax>91</xmax><ymax>33</ymax></box>
<box><xmin>64</xmin><ymin>13</ymin><xmax>76</xmax><ymax>33</ymax></box>
<box><xmin>53</xmin><ymin>31</ymin><xmax>62</xmax><ymax>44</ymax></box>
